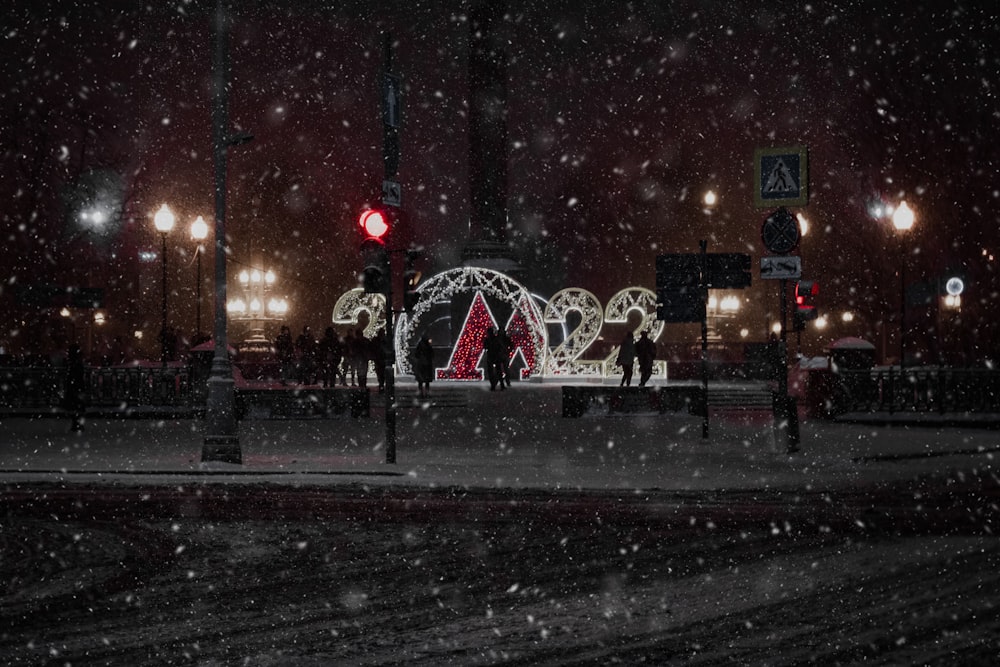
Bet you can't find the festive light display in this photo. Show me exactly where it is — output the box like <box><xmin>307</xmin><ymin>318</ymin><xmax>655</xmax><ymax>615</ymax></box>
<box><xmin>332</xmin><ymin>269</ymin><xmax>670</xmax><ymax>381</ymax></box>
<box><xmin>543</xmin><ymin>288</ymin><xmax>605</xmax><ymax>377</ymax></box>
<box><xmin>393</xmin><ymin>267</ymin><xmax>548</xmax><ymax>379</ymax></box>
<box><xmin>600</xmin><ymin>287</ymin><xmax>667</xmax><ymax>379</ymax></box>
<box><xmin>331</xmin><ymin>288</ymin><xmax>385</xmax><ymax>340</ymax></box>
<box><xmin>437</xmin><ymin>292</ymin><xmax>494</xmax><ymax>380</ymax></box>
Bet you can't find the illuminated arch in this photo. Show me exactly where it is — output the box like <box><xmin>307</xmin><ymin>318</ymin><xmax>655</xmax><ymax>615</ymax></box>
<box><xmin>394</xmin><ymin>267</ymin><xmax>548</xmax><ymax>378</ymax></box>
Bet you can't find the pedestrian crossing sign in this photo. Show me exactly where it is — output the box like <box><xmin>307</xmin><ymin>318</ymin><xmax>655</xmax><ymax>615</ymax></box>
<box><xmin>754</xmin><ymin>145</ymin><xmax>808</xmax><ymax>208</ymax></box>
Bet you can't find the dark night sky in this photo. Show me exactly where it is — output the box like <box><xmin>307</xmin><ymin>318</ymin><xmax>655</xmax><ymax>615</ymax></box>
<box><xmin>2</xmin><ymin>0</ymin><xmax>998</xmax><ymax>357</ymax></box>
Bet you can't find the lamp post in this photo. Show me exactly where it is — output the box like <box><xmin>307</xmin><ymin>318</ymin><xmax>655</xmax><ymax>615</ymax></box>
<box><xmin>153</xmin><ymin>204</ymin><xmax>175</xmax><ymax>366</ymax></box>
<box><xmin>190</xmin><ymin>216</ymin><xmax>209</xmax><ymax>340</ymax></box>
<box><xmin>227</xmin><ymin>267</ymin><xmax>288</xmax><ymax>337</ymax></box>
<box><xmin>892</xmin><ymin>201</ymin><xmax>915</xmax><ymax>369</ymax></box>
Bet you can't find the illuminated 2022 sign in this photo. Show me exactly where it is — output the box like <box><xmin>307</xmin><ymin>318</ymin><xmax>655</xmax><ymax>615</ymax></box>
<box><xmin>332</xmin><ymin>267</ymin><xmax>667</xmax><ymax>381</ymax></box>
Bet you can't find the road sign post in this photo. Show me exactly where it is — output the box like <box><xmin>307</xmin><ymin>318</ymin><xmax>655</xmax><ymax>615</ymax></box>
<box><xmin>656</xmin><ymin>245</ymin><xmax>752</xmax><ymax>440</ymax></box>
<box><xmin>754</xmin><ymin>145</ymin><xmax>808</xmax><ymax>208</ymax></box>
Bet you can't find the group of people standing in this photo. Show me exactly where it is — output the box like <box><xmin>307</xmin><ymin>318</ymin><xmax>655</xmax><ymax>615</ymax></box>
<box><xmin>275</xmin><ymin>325</ymin><xmax>386</xmax><ymax>391</ymax></box>
<box><xmin>616</xmin><ymin>330</ymin><xmax>657</xmax><ymax>388</ymax></box>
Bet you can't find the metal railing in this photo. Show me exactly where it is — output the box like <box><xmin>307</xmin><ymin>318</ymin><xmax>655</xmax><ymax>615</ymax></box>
<box><xmin>0</xmin><ymin>365</ymin><xmax>193</xmax><ymax>410</ymax></box>
<box><xmin>831</xmin><ymin>367</ymin><xmax>1000</xmax><ymax>415</ymax></box>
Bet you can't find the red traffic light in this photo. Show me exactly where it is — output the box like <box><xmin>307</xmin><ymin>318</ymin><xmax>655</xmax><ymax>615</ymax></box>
<box><xmin>794</xmin><ymin>280</ymin><xmax>818</xmax><ymax>305</ymax></box>
<box><xmin>359</xmin><ymin>209</ymin><xmax>389</xmax><ymax>240</ymax></box>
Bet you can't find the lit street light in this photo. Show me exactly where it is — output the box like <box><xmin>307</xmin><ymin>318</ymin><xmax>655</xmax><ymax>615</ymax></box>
<box><xmin>190</xmin><ymin>215</ymin><xmax>209</xmax><ymax>340</ymax></box>
<box><xmin>892</xmin><ymin>201</ymin><xmax>916</xmax><ymax>369</ymax></box>
<box><xmin>153</xmin><ymin>203</ymin><xmax>176</xmax><ymax>366</ymax></box>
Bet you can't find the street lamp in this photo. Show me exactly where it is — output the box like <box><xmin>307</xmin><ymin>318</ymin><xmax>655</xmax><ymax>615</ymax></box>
<box><xmin>153</xmin><ymin>203</ymin><xmax>175</xmax><ymax>366</ymax></box>
<box><xmin>190</xmin><ymin>215</ymin><xmax>209</xmax><ymax>340</ymax></box>
<box><xmin>892</xmin><ymin>201</ymin><xmax>916</xmax><ymax>369</ymax></box>
<box><xmin>228</xmin><ymin>266</ymin><xmax>289</xmax><ymax>337</ymax></box>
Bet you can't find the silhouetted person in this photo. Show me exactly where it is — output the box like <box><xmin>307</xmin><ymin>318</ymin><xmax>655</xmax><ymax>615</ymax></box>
<box><xmin>483</xmin><ymin>327</ymin><xmax>505</xmax><ymax>391</ymax></box>
<box><xmin>497</xmin><ymin>328</ymin><xmax>513</xmax><ymax>387</ymax></box>
<box><xmin>636</xmin><ymin>330</ymin><xmax>656</xmax><ymax>387</ymax></box>
<box><xmin>617</xmin><ymin>332</ymin><xmax>636</xmax><ymax>387</ymax></box>
<box><xmin>353</xmin><ymin>329</ymin><xmax>370</xmax><ymax>388</ymax></box>
<box><xmin>413</xmin><ymin>335</ymin><xmax>435</xmax><ymax>398</ymax></box>
<box><xmin>318</xmin><ymin>326</ymin><xmax>342</xmax><ymax>389</ymax></box>
<box><xmin>295</xmin><ymin>326</ymin><xmax>316</xmax><ymax>384</ymax></box>
<box><xmin>372</xmin><ymin>329</ymin><xmax>386</xmax><ymax>393</ymax></box>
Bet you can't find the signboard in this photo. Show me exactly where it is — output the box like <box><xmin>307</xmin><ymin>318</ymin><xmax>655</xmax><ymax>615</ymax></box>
<box><xmin>656</xmin><ymin>252</ymin><xmax>749</xmax><ymax>322</ymax></box>
<box><xmin>761</xmin><ymin>207</ymin><xmax>800</xmax><ymax>255</ymax></box>
<box><xmin>760</xmin><ymin>256</ymin><xmax>802</xmax><ymax>280</ymax></box>
<box><xmin>381</xmin><ymin>179</ymin><xmax>401</xmax><ymax>207</ymax></box>
<box><xmin>381</xmin><ymin>73</ymin><xmax>401</xmax><ymax>128</ymax></box>
<box><xmin>705</xmin><ymin>253</ymin><xmax>751</xmax><ymax>289</ymax></box>
<box><xmin>656</xmin><ymin>254</ymin><xmax>703</xmax><ymax>323</ymax></box>
<box><xmin>754</xmin><ymin>145</ymin><xmax>808</xmax><ymax>208</ymax></box>
<box><xmin>16</xmin><ymin>284</ymin><xmax>104</xmax><ymax>308</ymax></box>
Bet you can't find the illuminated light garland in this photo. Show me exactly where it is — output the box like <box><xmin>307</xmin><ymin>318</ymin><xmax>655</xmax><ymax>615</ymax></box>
<box><xmin>601</xmin><ymin>287</ymin><xmax>668</xmax><ymax>380</ymax></box>
<box><xmin>331</xmin><ymin>288</ymin><xmax>385</xmax><ymax>376</ymax></box>
<box><xmin>505</xmin><ymin>293</ymin><xmax>543</xmax><ymax>380</ymax></box>
<box><xmin>437</xmin><ymin>292</ymin><xmax>495</xmax><ymax>380</ymax></box>
<box><xmin>543</xmin><ymin>287</ymin><xmax>605</xmax><ymax>377</ymax></box>
<box><xmin>394</xmin><ymin>267</ymin><xmax>548</xmax><ymax>379</ymax></box>
<box><xmin>331</xmin><ymin>288</ymin><xmax>385</xmax><ymax>340</ymax></box>
<box><xmin>330</xmin><ymin>272</ymin><xmax>674</xmax><ymax>382</ymax></box>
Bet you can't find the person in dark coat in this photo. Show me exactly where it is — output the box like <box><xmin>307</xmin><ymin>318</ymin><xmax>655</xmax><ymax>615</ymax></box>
<box><xmin>635</xmin><ymin>330</ymin><xmax>657</xmax><ymax>387</ymax></box>
<box><xmin>352</xmin><ymin>328</ymin><xmax>369</xmax><ymax>388</ymax></box>
<box><xmin>318</xmin><ymin>326</ymin><xmax>343</xmax><ymax>389</ymax></box>
<box><xmin>295</xmin><ymin>326</ymin><xmax>316</xmax><ymax>384</ymax></box>
<box><xmin>617</xmin><ymin>332</ymin><xmax>636</xmax><ymax>387</ymax></box>
<box><xmin>497</xmin><ymin>328</ymin><xmax>513</xmax><ymax>387</ymax></box>
<box><xmin>482</xmin><ymin>327</ymin><xmax>506</xmax><ymax>391</ymax></box>
<box><xmin>413</xmin><ymin>335</ymin><xmax>435</xmax><ymax>397</ymax></box>
<box><xmin>371</xmin><ymin>330</ymin><xmax>386</xmax><ymax>393</ymax></box>
<box><xmin>64</xmin><ymin>345</ymin><xmax>86</xmax><ymax>432</ymax></box>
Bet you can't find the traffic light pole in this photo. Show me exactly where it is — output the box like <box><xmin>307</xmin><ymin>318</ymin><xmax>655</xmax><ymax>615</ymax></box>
<box><xmin>699</xmin><ymin>240</ymin><xmax>709</xmax><ymax>439</ymax></box>
<box><xmin>775</xmin><ymin>278</ymin><xmax>800</xmax><ymax>453</ymax></box>
<box><xmin>384</xmin><ymin>280</ymin><xmax>396</xmax><ymax>464</ymax></box>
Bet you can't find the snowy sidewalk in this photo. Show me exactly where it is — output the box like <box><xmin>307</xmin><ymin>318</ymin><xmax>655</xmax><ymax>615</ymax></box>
<box><xmin>1</xmin><ymin>383</ymin><xmax>997</xmax><ymax>491</ymax></box>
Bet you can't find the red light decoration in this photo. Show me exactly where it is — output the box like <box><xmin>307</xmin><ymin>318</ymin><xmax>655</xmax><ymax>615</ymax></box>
<box><xmin>504</xmin><ymin>294</ymin><xmax>541</xmax><ymax>380</ymax></box>
<box><xmin>436</xmin><ymin>291</ymin><xmax>545</xmax><ymax>380</ymax></box>
<box><xmin>437</xmin><ymin>292</ymin><xmax>497</xmax><ymax>380</ymax></box>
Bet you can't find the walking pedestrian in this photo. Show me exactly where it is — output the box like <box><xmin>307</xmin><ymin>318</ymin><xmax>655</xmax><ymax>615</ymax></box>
<box><xmin>372</xmin><ymin>329</ymin><xmax>386</xmax><ymax>393</ymax></box>
<box><xmin>617</xmin><ymin>332</ymin><xmax>636</xmax><ymax>387</ymax></box>
<box><xmin>295</xmin><ymin>326</ymin><xmax>316</xmax><ymax>384</ymax></box>
<box><xmin>483</xmin><ymin>327</ymin><xmax>505</xmax><ymax>391</ymax></box>
<box><xmin>318</xmin><ymin>326</ymin><xmax>342</xmax><ymax>389</ymax></box>
<box><xmin>353</xmin><ymin>328</ymin><xmax>370</xmax><ymax>388</ymax></box>
<box><xmin>497</xmin><ymin>328</ymin><xmax>513</xmax><ymax>387</ymax></box>
<box><xmin>413</xmin><ymin>334</ymin><xmax>435</xmax><ymax>398</ymax></box>
<box><xmin>636</xmin><ymin>330</ymin><xmax>656</xmax><ymax>387</ymax></box>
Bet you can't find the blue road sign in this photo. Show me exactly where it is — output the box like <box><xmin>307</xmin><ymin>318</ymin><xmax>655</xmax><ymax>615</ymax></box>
<box><xmin>754</xmin><ymin>146</ymin><xmax>808</xmax><ymax>208</ymax></box>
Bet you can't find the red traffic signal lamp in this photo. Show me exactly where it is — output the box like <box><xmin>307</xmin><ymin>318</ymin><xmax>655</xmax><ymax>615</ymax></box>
<box><xmin>793</xmin><ymin>280</ymin><xmax>819</xmax><ymax>331</ymax></box>
<box><xmin>359</xmin><ymin>208</ymin><xmax>390</xmax><ymax>241</ymax></box>
<box><xmin>359</xmin><ymin>207</ymin><xmax>391</xmax><ymax>294</ymax></box>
